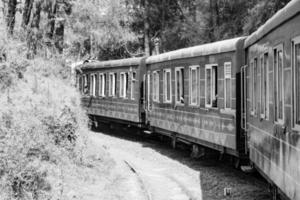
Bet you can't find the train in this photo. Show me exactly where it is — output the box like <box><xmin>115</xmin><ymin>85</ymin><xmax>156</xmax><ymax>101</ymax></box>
<box><xmin>77</xmin><ymin>1</ymin><xmax>300</xmax><ymax>199</ymax></box>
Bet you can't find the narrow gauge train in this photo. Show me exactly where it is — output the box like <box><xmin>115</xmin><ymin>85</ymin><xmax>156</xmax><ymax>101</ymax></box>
<box><xmin>77</xmin><ymin>0</ymin><xmax>300</xmax><ymax>199</ymax></box>
<box><xmin>243</xmin><ymin>1</ymin><xmax>300</xmax><ymax>199</ymax></box>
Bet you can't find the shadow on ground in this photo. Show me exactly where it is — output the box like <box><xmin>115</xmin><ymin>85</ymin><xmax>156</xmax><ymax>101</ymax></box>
<box><xmin>92</xmin><ymin>123</ymin><xmax>271</xmax><ymax>200</ymax></box>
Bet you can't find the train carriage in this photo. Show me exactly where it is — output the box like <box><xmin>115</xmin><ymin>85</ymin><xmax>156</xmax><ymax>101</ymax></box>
<box><xmin>145</xmin><ymin>37</ymin><xmax>246</xmax><ymax>158</ymax></box>
<box><xmin>79</xmin><ymin>57</ymin><xmax>146</xmax><ymax>126</ymax></box>
<box><xmin>244</xmin><ymin>0</ymin><xmax>300</xmax><ymax>199</ymax></box>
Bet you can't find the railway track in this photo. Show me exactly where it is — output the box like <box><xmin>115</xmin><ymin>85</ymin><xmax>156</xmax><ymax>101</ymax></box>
<box><xmin>124</xmin><ymin>160</ymin><xmax>152</xmax><ymax>200</ymax></box>
<box><xmin>124</xmin><ymin>159</ymin><xmax>201</xmax><ymax>200</ymax></box>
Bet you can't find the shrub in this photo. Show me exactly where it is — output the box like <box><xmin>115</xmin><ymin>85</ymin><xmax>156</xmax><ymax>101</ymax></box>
<box><xmin>0</xmin><ymin>41</ymin><xmax>89</xmax><ymax>199</ymax></box>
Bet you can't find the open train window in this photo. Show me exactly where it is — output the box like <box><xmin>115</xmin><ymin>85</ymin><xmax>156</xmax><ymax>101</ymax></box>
<box><xmin>292</xmin><ymin>36</ymin><xmax>300</xmax><ymax>129</ymax></box>
<box><xmin>260</xmin><ymin>56</ymin><xmax>265</xmax><ymax>118</ymax></box>
<box><xmin>163</xmin><ymin>69</ymin><xmax>172</xmax><ymax>103</ymax></box>
<box><xmin>175</xmin><ymin>67</ymin><xmax>184</xmax><ymax>104</ymax></box>
<box><xmin>152</xmin><ymin>71</ymin><xmax>159</xmax><ymax>102</ymax></box>
<box><xmin>90</xmin><ymin>74</ymin><xmax>97</xmax><ymax>96</ymax></box>
<box><xmin>250</xmin><ymin>61</ymin><xmax>254</xmax><ymax>115</ymax></box>
<box><xmin>224</xmin><ymin>62</ymin><xmax>232</xmax><ymax>110</ymax></box>
<box><xmin>205</xmin><ymin>64</ymin><xmax>218</xmax><ymax>108</ymax></box>
<box><xmin>99</xmin><ymin>73</ymin><xmax>106</xmax><ymax>97</ymax></box>
<box><xmin>120</xmin><ymin>72</ymin><xmax>128</xmax><ymax>98</ymax></box>
<box><xmin>131</xmin><ymin>72</ymin><xmax>136</xmax><ymax>100</ymax></box>
<box><xmin>189</xmin><ymin>65</ymin><xmax>198</xmax><ymax>106</ymax></box>
<box><xmin>254</xmin><ymin>58</ymin><xmax>258</xmax><ymax>115</ymax></box>
<box><xmin>260</xmin><ymin>53</ymin><xmax>269</xmax><ymax>119</ymax></box>
<box><xmin>83</xmin><ymin>74</ymin><xmax>88</xmax><ymax>95</ymax></box>
<box><xmin>109</xmin><ymin>72</ymin><xmax>116</xmax><ymax>97</ymax></box>
<box><xmin>274</xmin><ymin>45</ymin><xmax>284</xmax><ymax>124</ymax></box>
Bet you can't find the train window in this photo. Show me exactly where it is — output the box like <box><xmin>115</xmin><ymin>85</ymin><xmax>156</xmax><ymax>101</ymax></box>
<box><xmin>250</xmin><ymin>61</ymin><xmax>254</xmax><ymax>115</ymax></box>
<box><xmin>175</xmin><ymin>67</ymin><xmax>184</xmax><ymax>104</ymax></box>
<box><xmin>99</xmin><ymin>73</ymin><xmax>106</xmax><ymax>97</ymax></box>
<box><xmin>163</xmin><ymin>69</ymin><xmax>172</xmax><ymax>103</ymax></box>
<box><xmin>120</xmin><ymin>72</ymin><xmax>127</xmax><ymax>98</ymax></box>
<box><xmin>189</xmin><ymin>66</ymin><xmax>198</xmax><ymax>106</ymax></box>
<box><xmin>254</xmin><ymin>58</ymin><xmax>258</xmax><ymax>115</ymax></box>
<box><xmin>152</xmin><ymin>71</ymin><xmax>159</xmax><ymax>102</ymax></box>
<box><xmin>90</xmin><ymin>74</ymin><xmax>96</xmax><ymax>96</ymax></box>
<box><xmin>83</xmin><ymin>74</ymin><xmax>88</xmax><ymax>95</ymax></box>
<box><xmin>260</xmin><ymin>56</ymin><xmax>265</xmax><ymax>118</ymax></box>
<box><xmin>131</xmin><ymin>72</ymin><xmax>136</xmax><ymax>100</ymax></box>
<box><xmin>274</xmin><ymin>45</ymin><xmax>284</xmax><ymax>123</ymax></box>
<box><xmin>205</xmin><ymin>64</ymin><xmax>218</xmax><ymax>108</ymax></box>
<box><xmin>89</xmin><ymin>74</ymin><xmax>93</xmax><ymax>96</ymax></box>
<box><xmin>292</xmin><ymin>36</ymin><xmax>300</xmax><ymax>128</ymax></box>
<box><xmin>261</xmin><ymin>53</ymin><xmax>269</xmax><ymax>119</ymax></box>
<box><xmin>224</xmin><ymin>62</ymin><xmax>232</xmax><ymax>110</ymax></box>
<box><xmin>109</xmin><ymin>73</ymin><xmax>116</xmax><ymax>97</ymax></box>
<box><xmin>147</xmin><ymin>72</ymin><xmax>151</xmax><ymax>110</ymax></box>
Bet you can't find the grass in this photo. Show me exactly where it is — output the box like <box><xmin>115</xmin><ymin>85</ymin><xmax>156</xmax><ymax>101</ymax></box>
<box><xmin>0</xmin><ymin>31</ymin><xmax>123</xmax><ymax>200</ymax></box>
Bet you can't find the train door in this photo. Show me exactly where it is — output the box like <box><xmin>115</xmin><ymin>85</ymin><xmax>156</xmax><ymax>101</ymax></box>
<box><xmin>143</xmin><ymin>72</ymin><xmax>151</xmax><ymax>124</ymax></box>
<box><xmin>241</xmin><ymin>65</ymin><xmax>248</xmax><ymax>154</ymax></box>
<box><xmin>236</xmin><ymin>65</ymin><xmax>248</xmax><ymax>157</ymax></box>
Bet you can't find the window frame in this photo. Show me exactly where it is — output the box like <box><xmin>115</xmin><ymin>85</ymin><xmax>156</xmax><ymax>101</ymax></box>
<box><xmin>175</xmin><ymin>67</ymin><xmax>185</xmax><ymax>105</ymax></box>
<box><xmin>250</xmin><ymin>60</ymin><xmax>255</xmax><ymax>115</ymax></box>
<box><xmin>90</xmin><ymin>73</ymin><xmax>97</xmax><ymax>96</ymax></box>
<box><xmin>109</xmin><ymin>72</ymin><xmax>116</xmax><ymax>97</ymax></box>
<box><xmin>152</xmin><ymin>71</ymin><xmax>160</xmax><ymax>102</ymax></box>
<box><xmin>273</xmin><ymin>44</ymin><xmax>284</xmax><ymax>124</ymax></box>
<box><xmin>120</xmin><ymin>72</ymin><xmax>127</xmax><ymax>98</ymax></box>
<box><xmin>292</xmin><ymin>36</ymin><xmax>300</xmax><ymax>130</ymax></box>
<box><xmin>99</xmin><ymin>73</ymin><xmax>106</xmax><ymax>97</ymax></box>
<box><xmin>263</xmin><ymin>52</ymin><xmax>269</xmax><ymax>120</ymax></box>
<box><xmin>205</xmin><ymin>64</ymin><xmax>218</xmax><ymax>108</ymax></box>
<box><xmin>189</xmin><ymin>65</ymin><xmax>199</xmax><ymax>106</ymax></box>
<box><xmin>131</xmin><ymin>71</ymin><xmax>136</xmax><ymax>100</ymax></box>
<box><xmin>253</xmin><ymin>58</ymin><xmax>258</xmax><ymax>116</ymax></box>
<box><xmin>147</xmin><ymin>72</ymin><xmax>151</xmax><ymax>110</ymax></box>
<box><xmin>260</xmin><ymin>55</ymin><xmax>265</xmax><ymax>119</ymax></box>
<box><xmin>82</xmin><ymin>74</ymin><xmax>88</xmax><ymax>95</ymax></box>
<box><xmin>163</xmin><ymin>68</ymin><xmax>172</xmax><ymax>103</ymax></box>
<box><xmin>224</xmin><ymin>62</ymin><xmax>232</xmax><ymax>110</ymax></box>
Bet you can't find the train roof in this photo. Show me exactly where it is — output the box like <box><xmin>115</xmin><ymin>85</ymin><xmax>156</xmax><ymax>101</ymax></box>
<box><xmin>146</xmin><ymin>37</ymin><xmax>246</xmax><ymax>64</ymax></box>
<box><xmin>81</xmin><ymin>57</ymin><xmax>144</xmax><ymax>70</ymax></box>
<box><xmin>245</xmin><ymin>0</ymin><xmax>300</xmax><ymax>48</ymax></box>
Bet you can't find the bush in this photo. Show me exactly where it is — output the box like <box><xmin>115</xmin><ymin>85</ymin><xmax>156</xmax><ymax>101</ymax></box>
<box><xmin>0</xmin><ymin>40</ymin><xmax>89</xmax><ymax>199</ymax></box>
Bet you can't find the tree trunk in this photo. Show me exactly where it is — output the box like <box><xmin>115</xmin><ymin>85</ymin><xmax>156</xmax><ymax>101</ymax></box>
<box><xmin>27</xmin><ymin>0</ymin><xmax>42</xmax><ymax>58</ymax></box>
<box><xmin>53</xmin><ymin>1</ymin><xmax>66</xmax><ymax>54</ymax></box>
<box><xmin>1</xmin><ymin>0</ymin><xmax>7</xmax><ymax>20</ymax></box>
<box><xmin>22</xmin><ymin>0</ymin><xmax>34</xmax><ymax>28</ymax></box>
<box><xmin>142</xmin><ymin>0</ymin><xmax>150</xmax><ymax>56</ymax></box>
<box><xmin>54</xmin><ymin>17</ymin><xmax>65</xmax><ymax>54</ymax></box>
<box><xmin>6</xmin><ymin>0</ymin><xmax>17</xmax><ymax>35</ymax></box>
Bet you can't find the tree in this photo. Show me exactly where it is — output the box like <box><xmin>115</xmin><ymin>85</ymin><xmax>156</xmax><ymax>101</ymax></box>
<box><xmin>66</xmin><ymin>0</ymin><xmax>138</xmax><ymax>60</ymax></box>
<box><xmin>243</xmin><ymin>0</ymin><xmax>291</xmax><ymax>35</ymax></box>
<box><xmin>27</xmin><ymin>0</ymin><xmax>42</xmax><ymax>58</ymax></box>
<box><xmin>6</xmin><ymin>0</ymin><xmax>17</xmax><ymax>35</ymax></box>
<box><xmin>22</xmin><ymin>0</ymin><xmax>34</xmax><ymax>28</ymax></box>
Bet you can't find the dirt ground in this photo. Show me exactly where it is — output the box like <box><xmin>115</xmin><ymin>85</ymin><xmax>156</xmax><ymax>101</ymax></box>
<box><xmin>88</xmin><ymin>124</ymin><xmax>271</xmax><ymax>200</ymax></box>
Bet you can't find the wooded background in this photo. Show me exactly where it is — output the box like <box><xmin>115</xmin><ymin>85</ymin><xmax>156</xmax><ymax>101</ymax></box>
<box><xmin>1</xmin><ymin>0</ymin><xmax>291</xmax><ymax>61</ymax></box>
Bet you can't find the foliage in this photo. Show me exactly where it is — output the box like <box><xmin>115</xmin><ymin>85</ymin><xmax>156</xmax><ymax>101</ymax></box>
<box><xmin>243</xmin><ymin>0</ymin><xmax>291</xmax><ymax>35</ymax></box>
<box><xmin>0</xmin><ymin>35</ymin><xmax>90</xmax><ymax>199</ymax></box>
<box><xmin>65</xmin><ymin>0</ymin><xmax>138</xmax><ymax>60</ymax></box>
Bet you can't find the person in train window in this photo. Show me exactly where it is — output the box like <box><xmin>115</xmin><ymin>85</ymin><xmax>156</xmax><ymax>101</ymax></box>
<box><xmin>180</xmin><ymin>95</ymin><xmax>184</xmax><ymax>104</ymax></box>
